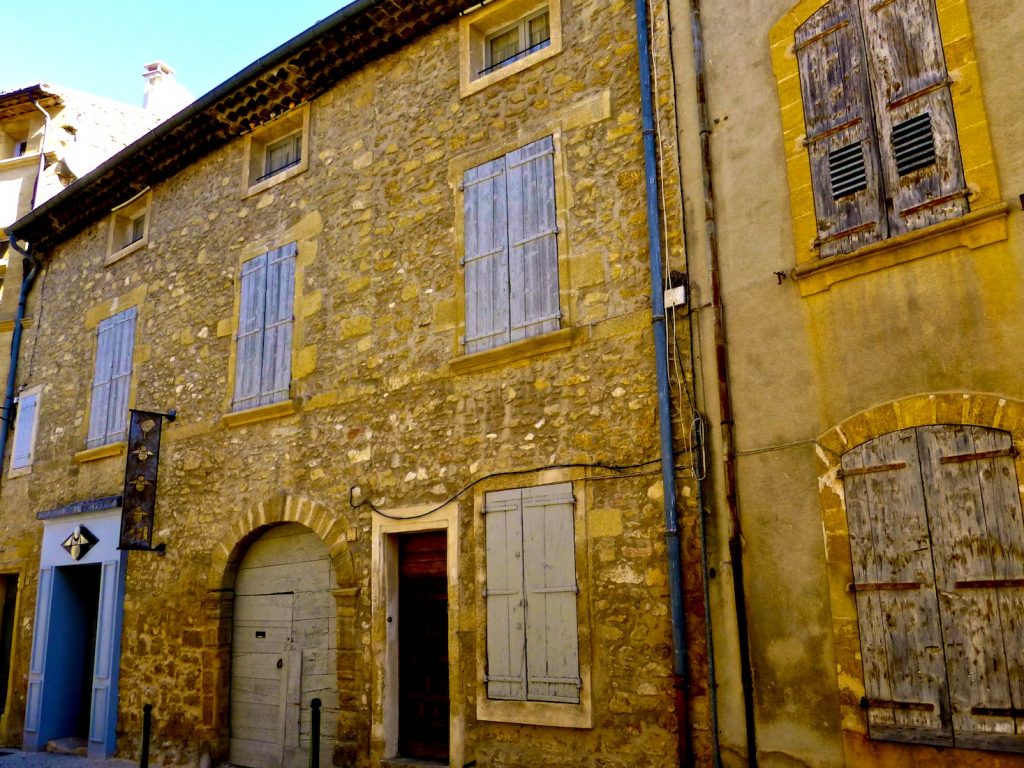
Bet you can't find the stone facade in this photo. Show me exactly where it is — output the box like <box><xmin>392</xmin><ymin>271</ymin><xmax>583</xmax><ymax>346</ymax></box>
<box><xmin>669</xmin><ymin>0</ymin><xmax>1024</xmax><ymax>765</ymax></box>
<box><xmin>1</xmin><ymin>0</ymin><xmax>710</xmax><ymax>766</ymax></box>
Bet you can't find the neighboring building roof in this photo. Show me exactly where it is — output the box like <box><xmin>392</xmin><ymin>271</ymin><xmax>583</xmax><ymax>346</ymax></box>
<box><xmin>10</xmin><ymin>0</ymin><xmax>475</xmax><ymax>253</ymax></box>
<box><xmin>0</xmin><ymin>84</ymin><xmax>64</xmax><ymax>121</ymax></box>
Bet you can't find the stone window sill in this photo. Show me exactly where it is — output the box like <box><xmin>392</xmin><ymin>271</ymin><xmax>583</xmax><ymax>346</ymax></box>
<box><xmin>8</xmin><ymin>463</ymin><xmax>31</xmax><ymax>479</ymax></box>
<box><xmin>477</xmin><ymin>696</ymin><xmax>591</xmax><ymax>729</ymax></box>
<box><xmin>105</xmin><ymin>237</ymin><xmax>148</xmax><ymax>267</ymax></box>
<box><xmin>449</xmin><ymin>327</ymin><xmax>575</xmax><ymax>375</ymax></box>
<box><xmin>243</xmin><ymin>162</ymin><xmax>308</xmax><ymax>199</ymax></box>
<box><xmin>792</xmin><ymin>203</ymin><xmax>1010</xmax><ymax>296</ymax></box>
<box><xmin>75</xmin><ymin>441</ymin><xmax>127</xmax><ymax>464</ymax></box>
<box><xmin>221</xmin><ymin>398</ymin><xmax>299</xmax><ymax>428</ymax></box>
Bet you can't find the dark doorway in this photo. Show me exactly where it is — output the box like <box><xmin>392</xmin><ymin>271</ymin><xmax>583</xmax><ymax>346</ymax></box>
<box><xmin>45</xmin><ymin>564</ymin><xmax>101</xmax><ymax>740</ymax></box>
<box><xmin>397</xmin><ymin>532</ymin><xmax>449</xmax><ymax>761</ymax></box>
<box><xmin>0</xmin><ymin>575</ymin><xmax>17</xmax><ymax>715</ymax></box>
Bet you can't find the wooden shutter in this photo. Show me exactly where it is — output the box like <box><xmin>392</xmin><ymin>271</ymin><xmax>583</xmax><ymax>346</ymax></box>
<box><xmin>11</xmin><ymin>391</ymin><xmax>38</xmax><ymax>469</ymax></box>
<box><xmin>107</xmin><ymin>307</ymin><xmax>136</xmax><ymax>443</ymax></box>
<box><xmin>917</xmin><ymin>426</ymin><xmax>1024</xmax><ymax>753</ymax></box>
<box><xmin>842</xmin><ymin>429</ymin><xmax>952</xmax><ymax>745</ymax></box>
<box><xmin>234</xmin><ymin>253</ymin><xmax>268</xmax><ymax>411</ymax></box>
<box><xmin>463</xmin><ymin>157</ymin><xmax>511</xmax><ymax>354</ymax></box>
<box><xmin>260</xmin><ymin>243</ymin><xmax>295</xmax><ymax>406</ymax></box>
<box><xmin>87</xmin><ymin>307</ymin><xmax>136</xmax><ymax>448</ymax></box>
<box><xmin>484</xmin><ymin>489</ymin><xmax>527</xmax><ymax>700</ymax></box>
<box><xmin>858</xmin><ymin>0</ymin><xmax>967</xmax><ymax>234</ymax></box>
<box><xmin>506</xmin><ymin>136</ymin><xmax>560</xmax><ymax>342</ymax></box>
<box><xmin>521</xmin><ymin>483</ymin><xmax>580</xmax><ymax>703</ymax></box>
<box><xmin>795</xmin><ymin>0</ymin><xmax>887</xmax><ymax>257</ymax></box>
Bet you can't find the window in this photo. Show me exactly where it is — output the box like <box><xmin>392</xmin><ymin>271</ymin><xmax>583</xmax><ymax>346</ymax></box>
<box><xmin>483</xmin><ymin>9</ymin><xmax>550</xmax><ymax>75</ymax></box>
<box><xmin>107</xmin><ymin>191</ymin><xmax>151</xmax><ymax>260</ymax></box>
<box><xmin>12</xmin><ymin>141</ymin><xmax>27</xmax><ymax>158</ymax></box>
<box><xmin>87</xmin><ymin>307</ymin><xmax>137</xmax><ymax>448</ymax></box>
<box><xmin>795</xmin><ymin>0</ymin><xmax>966</xmax><ymax>257</ymax></box>
<box><xmin>842</xmin><ymin>425</ymin><xmax>1024</xmax><ymax>753</ymax></box>
<box><xmin>462</xmin><ymin>136</ymin><xmax>559</xmax><ymax>354</ymax></box>
<box><xmin>9</xmin><ymin>387</ymin><xmax>40</xmax><ymax>474</ymax></box>
<box><xmin>262</xmin><ymin>133</ymin><xmax>302</xmax><ymax>181</ymax></box>
<box><xmin>459</xmin><ymin>0</ymin><xmax>562</xmax><ymax>97</ymax></box>
<box><xmin>484</xmin><ymin>483</ymin><xmax>580</xmax><ymax>704</ymax></box>
<box><xmin>242</xmin><ymin>106</ymin><xmax>309</xmax><ymax>196</ymax></box>
<box><xmin>233</xmin><ymin>243</ymin><xmax>296</xmax><ymax>412</ymax></box>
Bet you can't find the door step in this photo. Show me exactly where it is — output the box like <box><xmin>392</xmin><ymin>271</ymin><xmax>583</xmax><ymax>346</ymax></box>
<box><xmin>380</xmin><ymin>759</ymin><xmax>449</xmax><ymax>768</ymax></box>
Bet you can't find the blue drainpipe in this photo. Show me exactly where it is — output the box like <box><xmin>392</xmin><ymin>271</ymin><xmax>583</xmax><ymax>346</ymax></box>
<box><xmin>0</xmin><ymin>234</ymin><xmax>42</xmax><ymax>484</ymax></box>
<box><xmin>634</xmin><ymin>0</ymin><xmax>690</xmax><ymax>764</ymax></box>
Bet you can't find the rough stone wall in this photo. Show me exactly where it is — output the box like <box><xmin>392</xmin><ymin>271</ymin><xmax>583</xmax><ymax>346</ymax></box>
<box><xmin>0</xmin><ymin>0</ymin><xmax>702</xmax><ymax>765</ymax></box>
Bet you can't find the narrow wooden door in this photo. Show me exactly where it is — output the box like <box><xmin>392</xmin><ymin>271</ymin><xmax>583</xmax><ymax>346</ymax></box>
<box><xmin>230</xmin><ymin>592</ymin><xmax>293</xmax><ymax>768</ymax></box>
<box><xmin>398</xmin><ymin>532</ymin><xmax>449</xmax><ymax>761</ymax></box>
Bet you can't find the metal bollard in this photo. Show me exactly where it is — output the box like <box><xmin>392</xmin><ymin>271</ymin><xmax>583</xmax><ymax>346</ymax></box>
<box><xmin>140</xmin><ymin>704</ymin><xmax>153</xmax><ymax>768</ymax></box>
<box><xmin>309</xmin><ymin>698</ymin><xmax>322</xmax><ymax>768</ymax></box>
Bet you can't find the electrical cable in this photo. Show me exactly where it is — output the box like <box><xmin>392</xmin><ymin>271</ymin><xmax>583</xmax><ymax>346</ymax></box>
<box><xmin>349</xmin><ymin>456</ymin><xmax>669</xmax><ymax>520</ymax></box>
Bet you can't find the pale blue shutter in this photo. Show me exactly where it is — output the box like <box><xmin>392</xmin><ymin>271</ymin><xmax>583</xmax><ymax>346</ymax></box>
<box><xmin>106</xmin><ymin>307</ymin><xmax>136</xmax><ymax>443</ymax></box>
<box><xmin>485</xmin><ymin>489</ymin><xmax>527</xmax><ymax>700</ymax></box>
<box><xmin>87</xmin><ymin>307</ymin><xmax>136</xmax><ymax>447</ymax></box>
<box><xmin>463</xmin><ymin>157</ymin><xmax>511</xmax><ymax>353</ymax></box>
<box><xmin>259</xmin><ymin>243</ymin><xmax>295</xmax><ymax>405</ymax></box>
<box><xmin>11</xmin><ymin>392</ymin><xmax>38</xmax><ymax>469</ymax></box>
<box><xmin>521</xmin><ymin>483</ymin><xmax>580</xmax><ymax>703</ymax></box>
<box><xmin>233</xmin><ymin>254</ymin><xmax>268</xmax><ymax>411</ymax></box>
<box><xmin>506</xmin><ymin>136</ymin><xmax>559</xmax><ymax>342</ymax></box>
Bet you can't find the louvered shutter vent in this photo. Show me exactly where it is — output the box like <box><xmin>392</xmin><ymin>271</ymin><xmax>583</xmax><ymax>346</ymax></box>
<box><xmin>260</xmin><ymin>243</ymin><xmax>296</xmax><ymax>406</ymax></box>
<box><xmin>829</xmin><ymin>142</ymin><xmax>869</xmax><ymax>199</ymax></box>
<box><xmin>892</xmin><ymin>113</ymin><xmax>937</xmax><ymax>176</ymax></box>
<box><xmin>234</xmin><ymin>253</ymin><xmax>268</xmax><ymax>411</ymax></box>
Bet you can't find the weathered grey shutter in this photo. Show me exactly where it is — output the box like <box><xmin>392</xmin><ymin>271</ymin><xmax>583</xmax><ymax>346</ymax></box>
<box><xmin>484</xmin><ymin>489</ymin><xmax>527</xmax><ymax>700</ymax></box>
<box><xmin>842</xmin><ymin>429</ymin><xmax>952</xmax><ymax>745</ymax></box>
<box><xmin>506</xmin><ymin>136</ymin><xmax>559</xmax><ymax>342</ymax></box>
<box><xmin>858</xmin><ymin>0</ymin><xmax>967</xmax><ymax>234</ymax></box>
<box><xmin>521</xmin><ymin>483</ymin><xmax>580</xmax><ymax>703</ymax></box>
<box><xmin>106</xmin><ymin>307</ymin><xmax>136</xmax><ymax>443</ymax></box>
<box><xmin>87</xmin><ymin>307</ymin><xmax>136</xmax><ymax>447</ymax></box>
<box><xmin>463</xmin><ymin>157</ymin><xmax>511</xmax><ymax>353</ymax></box>
<box><xmin>916</xmin><ymin>426</ymin><xmax>1024</xmax><ymax>753</ymax></box>
<box><xmin>234</xmin><ymin>253</ymin><xmax>268</xmax><ymax>411</ymax></box>
<box><xmin>259</xmin><ymin>243</ymin><xmax>295</xmax><ymax>406</ymax></box>
<box><xmin>795</xmin><ymin>0</ymin><xmax>887</xmax><ymax>257</ymax></box>
<box><xmin>11</xmin><ymin>392</ymin><xmax>38</xmax><ymax>469</ymax></box>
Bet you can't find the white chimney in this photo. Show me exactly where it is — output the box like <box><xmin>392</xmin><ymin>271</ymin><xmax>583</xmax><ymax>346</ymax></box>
<box><xmin>142</xmin><ymin>61</ymin><xmax>192</xmax><ymax>118</ymax></box>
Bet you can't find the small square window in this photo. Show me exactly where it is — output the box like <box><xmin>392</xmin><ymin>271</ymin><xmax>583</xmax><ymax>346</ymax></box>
<box><xmin>107</xmin><ymin>190</ymin><xmax>152</xmax><ymax>262</ymax></box>
<box><xmin>12</xmin><ymin>141</ymin><xmax>28</xmax><ymax>158</ymax></box>
<box><xmin>242</xmin><ymin>105</ymin><xmax>310</xmax><ymax>196</ymax></box>
<box><xmin>483</xmin><ymin>10</ymin><xmax>550</xmax><ymax>75</ymax></box>
<box><xmin>460</xmin><ymin>0</ymin><xmax>563</xmax><ymax>97</ymax></box>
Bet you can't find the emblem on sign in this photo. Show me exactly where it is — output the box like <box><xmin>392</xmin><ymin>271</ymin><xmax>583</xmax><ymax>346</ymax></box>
<box><xmin>62</xmin><ymin>525</ymin><xmax>97</xmax><ymax>561</ymax></box>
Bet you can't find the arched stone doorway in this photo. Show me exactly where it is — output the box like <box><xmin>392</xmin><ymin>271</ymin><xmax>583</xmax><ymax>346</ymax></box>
<box><xmin>229</xmin><ymin>523</ymin><xmax>337</xmax><ymax>768</ymax></box>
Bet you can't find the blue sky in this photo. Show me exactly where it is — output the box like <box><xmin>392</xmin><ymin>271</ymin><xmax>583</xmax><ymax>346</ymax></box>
<box><xmin>5</xmin><ymin>1</ymin><xmax>351</xmax><ymax>107</ymax></box>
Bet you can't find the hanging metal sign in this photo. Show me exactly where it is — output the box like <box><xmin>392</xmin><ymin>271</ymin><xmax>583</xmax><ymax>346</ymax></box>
<box><xmin>119</xmin><ymin>409</ymin><xmax>174</xmax><ymax>551</ymax></box>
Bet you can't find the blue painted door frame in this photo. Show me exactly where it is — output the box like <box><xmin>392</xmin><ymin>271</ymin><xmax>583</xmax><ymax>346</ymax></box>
<box><xmin>24</xmin><ymin>510</ymin><xmax>127</xmax><ymax>758</ymax></box>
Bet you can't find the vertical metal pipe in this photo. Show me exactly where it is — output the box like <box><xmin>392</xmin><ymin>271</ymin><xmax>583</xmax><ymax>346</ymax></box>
<box><xmin>140</xmin><ymin>703</ymin><xmax>153</xmax><ymax>768</ymax></box>
<box><xmin>686</xmin><ymin>0</ymin><xmax>758</xmax><ymax>762</ymax></box>
<box><xmin>634</xmin><ymin>0</ymin><xmax>690</xmax><ymax>764</ymax></box>
<box><xmin>309</xmin><ymin>697</ymin><xmax>322</xmax><ymax>768</ymax></box>
<box><xmin>0</xmin><ymin>236</ymin><xmax>41</xmax><ymax>488</ymax></box>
